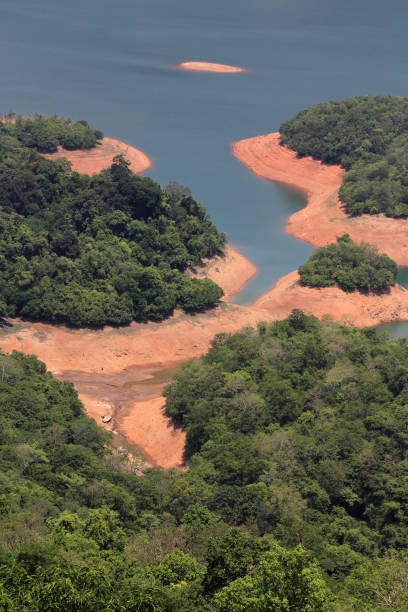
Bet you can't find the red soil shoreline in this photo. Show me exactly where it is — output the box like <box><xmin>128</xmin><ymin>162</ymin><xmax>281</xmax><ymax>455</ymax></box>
<box><xmin>43</xmin><ymin>137</ymin><xmax>152</xmax><ymax>175</ymax></box>
<box><xmin>253</xmin><ymin>270</ymin><xmax>408</xmax><ymax>329</ymax></box>
<box><xmin>176</xmin><ymin>61</ymin><xmax>246</xmax><ymax>73</ymax></box>
<box><xmin>0</xmin><ymin>244</ymin><xmax>262</xmax><ymax>468</ymax></box>
<box><xmin>231</xmin><ymin>131</ymin><xmax>408</xmax><ymax>327</ymax></box>
<box><xmin>4</xmin><ymin>131</ymin><xmax>408</xmax><ymax>468</ymax></box>
<box><xmin>232</xmin><ymin>132</ymin><xmax>408</xmax><ymax>265</ymax></box>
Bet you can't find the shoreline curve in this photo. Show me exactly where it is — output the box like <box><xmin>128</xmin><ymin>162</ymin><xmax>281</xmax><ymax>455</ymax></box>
<box><xmin>232</xmin><ymin>132</ymin><xmax>408</xmax><ymax>266</ymax></box>
<box><xmin>5</xmin><ymin>129</ymin><xmax>408</xmax><ymax>468</ymax></box>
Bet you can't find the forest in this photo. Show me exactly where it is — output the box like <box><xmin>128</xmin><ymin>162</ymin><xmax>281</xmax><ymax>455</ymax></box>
<box><xmin>2</xmin><ymin>314</ymin><xmax>408</xmax><ymax>609</ymax></box>
<box><xmin>0</xmin><ymin>117</ymin><xmax>226</xmax><ymax>326</ymax></box>
<box><xmin>280</xmin><ymin>95</ymin><xmax>408</xmax><ymax>217</ymax></box>
<box><xmin>1</xmin><ymin>113</ymin><xmax>104</xmax><ymax>152</ymax></box>
<box><xmin>298</xmin><ymin>234</ymin><xmax>397</xmax><ymax>293</ymax></box>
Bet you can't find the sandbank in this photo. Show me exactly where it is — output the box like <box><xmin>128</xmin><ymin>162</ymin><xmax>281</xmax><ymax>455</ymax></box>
<box><xmin>176</xmin><ymin>61</ymin><xmax>246</xmax><ymax>73</ymax></box>
<box><xmin>43</xmin><ymin>137</ymin><xmax>152</xmax><ymax>175</ymax></box>
<box><xmin>232</xmin><ymin>132</ymin><xmax>408</xmax><ymax>265</ymax></box>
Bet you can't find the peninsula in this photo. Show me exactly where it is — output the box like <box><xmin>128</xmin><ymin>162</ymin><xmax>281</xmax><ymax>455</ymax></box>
<box><xmin>232</xmin><ymin>132</ymin><xmax>408</xmax><ymax>265</ymax></box>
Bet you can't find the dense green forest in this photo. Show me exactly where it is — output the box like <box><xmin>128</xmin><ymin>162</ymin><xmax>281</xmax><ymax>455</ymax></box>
<box><xmin>2</xmin><ymin>314</ymin><xmax>408</xmax><ymax>609</ymax></box>
<box><xmin>280</xmin><ymin>95</ymin><xmax>408</xmax><ymax>217</ymax></box>
<box><xmin>298</xmin><ymin>234</ymin><xmax>397</xmax><ymax>293</ymax></box>
<box><xmin>0</xmin><ymin>119</ymin><xmax>225</xmax><ymax>326</ymax></box>
<box><xmin>1</xmin><ymin>113</ymin><xmax>104</xmax><ymax>152</ymax></box>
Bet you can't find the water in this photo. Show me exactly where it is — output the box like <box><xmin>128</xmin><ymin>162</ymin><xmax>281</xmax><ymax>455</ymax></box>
<box><xmin>2</xmin><ymin>0</ymin><xmax>408</xmax><ymax>322</ymax></box>
<box><xmin>380</xmin><ymin>268</ymin><xmax>408</xmax><ymax>338</ymax></box>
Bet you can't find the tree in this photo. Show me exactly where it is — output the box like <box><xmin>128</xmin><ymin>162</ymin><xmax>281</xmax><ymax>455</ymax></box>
<box><xmin>204</xmin><ymin>529</ymin><xmax>264</xmax><ymax>593</ymax></box>
<box><xmin>213</xmin><ymin>543</ymin><xmax>334</xmax><ymax>611</ymax></box>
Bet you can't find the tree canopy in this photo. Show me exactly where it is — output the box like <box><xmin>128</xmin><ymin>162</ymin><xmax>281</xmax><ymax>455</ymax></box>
<box><xmin>298</xmin><ymin>234</ymin><xmax>397</xmax><ymax>293</ymax></box>
<box><xmin>280</xmin><ymin>95</ymin><xmax>408</xmax><ymax>217</ymax></box>
<box><xmin>2</xmin><ymin>315</ymin><xmax>408</xmax><ymax>608</ymax></box>
<box><xmin>0</xmin><ymin>121</ymin><xmax>226</xmax><ymax>326</ymax></box>
<box><xmin>1</xmin><ymin>113</ymin><xmax>104</xmax><ymax>152</ymax></box>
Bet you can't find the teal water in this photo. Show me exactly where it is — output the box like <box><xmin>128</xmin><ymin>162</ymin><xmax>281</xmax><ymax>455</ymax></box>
<box><xmin>2</xmin><ymin>0</ymin><xmax>408</xmax><ymax>323</ymax></box>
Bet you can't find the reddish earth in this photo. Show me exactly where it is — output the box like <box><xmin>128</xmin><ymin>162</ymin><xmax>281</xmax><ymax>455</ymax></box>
<box><xmin>254</xmin><ymin>270</ymin><xmax>408</xmax><ymax>328</ymax></box>
<box><xmin>232</xmin><ymin>133</ymin><xmax>408</xmax><ymax>265</ymax></box>
<box><xmin>4</xmin><ymin>132</ymin><xmax>408</xmax><ymax>468</ymax></box>
<box><xmin>0</xmin><ymin>245</ymin><xmax>262</xmax><ymax>468</ymax></box>
<box><xmin>190</xmin><ymin>245</ymin><xmax>257</xmax><ymax>301</ymax></box>
<box><xmin>43</xmin><ymin>137</ymin><xmax>152</xmax><ymax>175</ymax></box>
<box><xmin>176</xmin><ymin>61</ymin><xmax>246</xmax><ymax>73</ymax></box>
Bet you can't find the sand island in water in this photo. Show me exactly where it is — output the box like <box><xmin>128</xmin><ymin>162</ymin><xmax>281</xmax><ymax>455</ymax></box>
<box><xmin>176</xmin><ymin>61</ymin><xmax>246</xmax><ymax>73</ymax></box>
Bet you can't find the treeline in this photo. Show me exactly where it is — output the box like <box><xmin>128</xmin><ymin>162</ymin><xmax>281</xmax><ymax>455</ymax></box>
<box><xmin>0</xmin><ymin>126</ymin><xmax>225</xmax><ymax>326</ymax></box>
<box><xmin>0</xmin><ymin>349</ymin><xmax>332</xmax><ymax>610</ymax></box>
<box><xmin>2</xmin><ymin>316</ymin><xmax>408</xmax><ymax>608</ymax></box>
<box><xmin>298</xmin><ymin>234</ymin><xmax>397</xmax><ymax>293</ymax></box>
<box><xmin>280</xmin><ymin>95</ymin><xmax>408</xmax><ymax>217</ymax></box>
<box><xmin>165</xmin><ymin>312</ymin><xmax>408</xmax><ymax>609</ymax></box>
<box><xmin>1</xmin><ymin>113</ymin><xmax>104</xmax><ymax>152</ymax></box>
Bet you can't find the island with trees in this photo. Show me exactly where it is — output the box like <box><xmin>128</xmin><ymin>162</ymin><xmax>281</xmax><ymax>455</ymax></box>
<box><xmin>0</xmin><ymin>115</ymin><xmax>226</xmax><ymax>327</ymax></box>
<box><xmin>298</xmin><ymin>234</ymin><xmax>398</xmax><ymax>293</ymax></box>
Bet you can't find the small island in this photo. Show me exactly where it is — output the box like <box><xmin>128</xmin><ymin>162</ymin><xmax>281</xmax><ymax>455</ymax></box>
<box><xmin>298</xmin><ymin>234</ymin><xmax>397</xmax><ymax>294</ymax></box>
<box><xmin>176</xmin><ymin>61</ymin><xmax>246</xmax><ymax>73</ymax></box>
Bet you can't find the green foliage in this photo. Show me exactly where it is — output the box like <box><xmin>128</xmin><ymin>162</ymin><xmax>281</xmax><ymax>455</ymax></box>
<box><xmin>4</xmin><ymin>316</ymin><xmax>408</xmax><ymax>608</ymax></box>
<box><xmin>338</xmin><ymin>551</ymin><xmax>408</xmax><ymax>611</ymax></box>
<box><xmin>298</xmin><ymin>234</ymin><xmax>397</xmax><ymax>293</ymax></box>
<box><xmin>1</xmin><ymin>113</ymin><xmax>104</xmax><ymax>152</ymax></box>
<box><xmin>0</xmin><ymin>126</ymin><xmax>225</xmax><ymax>326</ymax></box>
<box><xmin>165</xmin><ymin>313</ymin><xmax>408</xmax><ymax>575</ymax></box>
<box><xmin>280</xmin><ymin>95</ymin><xmax>408</xmax><ymax>217</ymax></box>
<box><xmin>204</xmin><ymin>529</ymin><xmax>264</xmax><ymax>593</ymax></box>
<box><xmin>213</xmin><ymin>543</ymin><xmax>334</xmax><ymax>611</ymax></box>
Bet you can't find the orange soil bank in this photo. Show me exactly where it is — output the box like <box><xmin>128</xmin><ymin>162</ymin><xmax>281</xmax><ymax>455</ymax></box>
<box><xmin>232</xmin><ymin>132</ymin><xmax>408</xmax><ymax>265</ymax></box>
<box><xmin>176</xmin><ymin>61</ymin><xmax>246</xmax><ymax>73</ymax></box>
<box><xmin>0</xmin><ymin>244</ymin><xmax>261</xmax><ymax>468</ymax></box>
<box><xmin>190</xmin><ymin>245</ymin><xmax>257</xmax><ymax>301</ymax></box>
<box><xmin>43</xmin><ymin>137</ymin><xmax>152</xmax><ymax>175</ymax></box>
<box><xmin>5</xmin><ymin>132</ymin><xmax>408</xmax><ymax>468</ymax></box>
<box><xmin>254</xmin><ymin>271</ymin><xmax>408</xmax><ymax>328</ymax></box>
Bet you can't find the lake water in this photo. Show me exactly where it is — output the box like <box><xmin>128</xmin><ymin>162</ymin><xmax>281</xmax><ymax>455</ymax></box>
<box><xmin>2</xmin><ymin>0</ymin><xmax>408</xmax><ymax>330</ymax></box>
